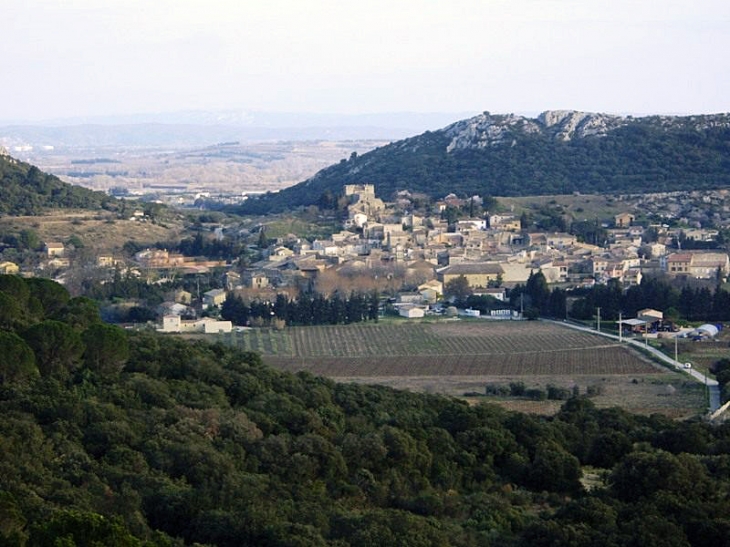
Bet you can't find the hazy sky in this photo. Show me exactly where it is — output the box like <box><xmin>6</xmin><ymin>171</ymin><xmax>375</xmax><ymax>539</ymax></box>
<box><xmin>2</xmin><ymin>0</ymin><xmax>729</xmax><ymax>121</ymax></box>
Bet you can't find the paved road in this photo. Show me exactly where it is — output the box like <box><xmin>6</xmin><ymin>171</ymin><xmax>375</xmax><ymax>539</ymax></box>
<box><xmin>545</xmin><ymin>319</ymin><xmax>721</xmax><ymax>413</ymax></box>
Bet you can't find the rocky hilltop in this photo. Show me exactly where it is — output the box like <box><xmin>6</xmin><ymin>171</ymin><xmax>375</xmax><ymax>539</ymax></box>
<box><xmin>444</xmin><ymin>110</ymin><xmax>627</xmax><ymax>151</ymax></box>
<box><xmin>237</xmin><ymin>110</ymin><xmax>730</xmax><ymax>214</ymax></box>
<box><xmin>444</xmin><ymin>110</ymin><xmax>730</xmax><ymax>151</ymax></box>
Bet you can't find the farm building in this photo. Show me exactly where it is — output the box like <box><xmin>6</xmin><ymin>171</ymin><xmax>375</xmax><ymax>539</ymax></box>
<box><xmin>617</xmin><ymin>318</ymin><xmax>647</xmax><ymax>334</ymax></box>
<box><xmin>158</xmin><ymin>315</ymin><xmax>232</xmax><ymax>334</ymax></box>
<box><xmin>688</xmin><ymin>324</ymin><xmax>720</xmax><ymax>339</ymax></box>
<box><xmin>398</xmin><ymin>305</ymin><xmax>425</xmax><ymax>319</ymax></box>
<box><xmin>637</xmin><ymin>309</ymin><xmax>663</xmax><ymax>330</ymax></box>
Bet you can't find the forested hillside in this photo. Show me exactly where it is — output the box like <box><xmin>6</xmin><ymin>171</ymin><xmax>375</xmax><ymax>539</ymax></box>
<box><xmin>2</xmin><ymin>274</ymin><xmax>730</xmax><ymax>546</ymax></box>
<box><xmin>0</xmin><ymin>152</ymin><xmax>115</xmax><ymax>215</ymax></box>
<box><xmin>238</xmin><ymin>111</ymin><xmax>730</xmax><ymax>214</ymax></box>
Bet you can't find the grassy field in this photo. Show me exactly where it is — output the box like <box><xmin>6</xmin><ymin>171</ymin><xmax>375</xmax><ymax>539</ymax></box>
<box><xmin>483</xmin><ymin>373</ymin><xmax>705</xmax><ymax>418</ymax></box>
<box><xmin>0</xmin><ymin>209</ymin><xmax>183</xmax><ymax>252</ymax></box>
<box><xmin>203</xmin><ymin>319</ymin><xmax>706</xmax><ymax>417</ymax></box>
<box><xmin>499</xmin><ymin>193</ymin><xmax>635</xmax><ymax>222</ymax></box>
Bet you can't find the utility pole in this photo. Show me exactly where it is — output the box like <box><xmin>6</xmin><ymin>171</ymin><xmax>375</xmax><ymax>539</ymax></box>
<box><xmin>619</xmin><ymin>311</ymin><xmax>622</xmax><ymax>343</ymax></box>
<box><xmin>596</xmin><ymin>307</ymin><xmax>601</xmax><ymax>332</ymax></box>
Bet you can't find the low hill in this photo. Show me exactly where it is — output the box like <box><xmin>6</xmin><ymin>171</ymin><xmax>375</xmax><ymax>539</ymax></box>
<box><xmin>238</xmin><ymin>110</ymin><xmax>730</xmax><ymax>214</ymax></box>
<box><xmin>0</xmin><ymin>149</ymin><xmax>115</xmax><ymax>215</ymax></box>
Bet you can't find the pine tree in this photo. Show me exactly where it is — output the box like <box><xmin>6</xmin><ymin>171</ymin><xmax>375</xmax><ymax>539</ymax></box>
<box><xmin>257</xmin><ymin>227</ymin><xmax>269</xmax><ymax>249</ymax></box>
<box><xmin>368</xmin><ymin>291</ymin><xmax>380</xmax><ymax>322</ymax></box>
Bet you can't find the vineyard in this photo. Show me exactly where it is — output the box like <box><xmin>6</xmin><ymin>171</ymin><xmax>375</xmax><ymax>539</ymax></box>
<box><xmin>215</xmin><ymin>320</ymin><xmax>659</xmax><ymax>377</ymax></box>
<box><xmin>203</xmin><ymin>320</ymin><xmax>706</xmax><ymax>415</ymax></box>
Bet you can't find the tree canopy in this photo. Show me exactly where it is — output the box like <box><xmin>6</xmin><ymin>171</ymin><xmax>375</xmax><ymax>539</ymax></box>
<box><xmin>1</xmin><ymin>275</ymin><xmax>730</xmax><ymax>546</ymax></box>
<box><xmin>0</xmin><ymin>155</ymin><xmax>116</xmax><ymax>215</ymax></box>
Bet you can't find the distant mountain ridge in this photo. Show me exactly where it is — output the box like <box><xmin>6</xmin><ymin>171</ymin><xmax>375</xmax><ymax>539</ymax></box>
<box><xmin>0</xmin><ymin>109</ymin><xmax>477</xmax><ymax>128</ymax></box>
<box><xmin>0</xmin><ymin>110</ymin><xmax>477</xmax><ymax>148</ymax></box>
<box><xmin>238</xmin><ymin>110</ymin><xmax>730</xmax><ymax>214</ymax></box>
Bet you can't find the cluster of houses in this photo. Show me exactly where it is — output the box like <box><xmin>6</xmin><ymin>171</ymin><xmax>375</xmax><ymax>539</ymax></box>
<box><xmin>155</xmin><ymin>287</ymin><xmax>231</xmax><ymax>332</ymax></box>
<box><xmin>5</xmin><ymin>184</ymin><xmax>730</xmax><ymax>330</ymax></box>
<box><xmin>235</xmin><ymin>186</ymin><xmax>730</xmax><ymax>308</ymax></box>
<box><xmin>0</xmin><ymin>239</ymin><xmax>234</xmax><ymax>332</ymax></box>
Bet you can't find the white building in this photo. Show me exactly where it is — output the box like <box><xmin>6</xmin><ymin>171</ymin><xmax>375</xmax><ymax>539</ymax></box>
<box><xmin>398</xmin><ymin>305</ymin><xmax>425</xmax><ymax>319</ymax></box>
<box><xmin>158</xmin><ymin>315</ymin><xmax>232</xmax><ymax>334</ymax></box>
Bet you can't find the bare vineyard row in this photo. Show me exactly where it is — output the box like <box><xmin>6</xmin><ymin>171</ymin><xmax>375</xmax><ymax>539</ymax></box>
<box><xmin>264</xmin><ymin>347</ymin><xmax>658</xmax><ymax>377</ymax></box>
<box><xmin>223</xmin><ymin>322</ymin><xmax>634</xmax><ymax>359</ymax></box>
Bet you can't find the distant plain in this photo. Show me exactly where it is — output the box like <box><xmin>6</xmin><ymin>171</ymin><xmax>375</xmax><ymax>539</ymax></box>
<box><xmin>16</xmin><ymin>139</ymin><xmax>387</xmax><ymax>197</ymax></box>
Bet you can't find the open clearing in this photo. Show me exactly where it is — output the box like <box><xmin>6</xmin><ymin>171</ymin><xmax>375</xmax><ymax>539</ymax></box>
<box><xmin>207</xmin><ymin>320</ymin><xmax>706</xmax><ymax>417</ymax></box>
<box><xmin>0</xmin><ymin>210</ymin><xmax>183</xmax><ymax>252</ymax></box>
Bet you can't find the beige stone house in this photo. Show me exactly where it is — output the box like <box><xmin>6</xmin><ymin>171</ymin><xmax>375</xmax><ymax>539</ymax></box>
<box><xmin>203</xmin><ymin>288</ymin><xmax>227</xmax><ymax>308</ymax></box>
<box><xmin>615</xmin><ymin>213</ymin><xmax>635</xmax><ymax>228</ymax></box>
<box><xmin>44</xmin><ymin>242</ymin><xmax>65</xmax><ymax>258</ymax></box>
<box><xmin>0</xmin><ymin>261</ymin><xmax>19</xmax><ymax>274</ymax></box>
<box><xmin>664</xmin><ymin>251</ymin><xmax>729</xmax><ymax>278</ymax></box>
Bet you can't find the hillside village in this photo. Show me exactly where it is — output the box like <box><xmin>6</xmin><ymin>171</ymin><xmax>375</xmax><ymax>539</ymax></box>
<box><xmin>2</xmin><ymin>182</ymin><xmax>730</xmax><ymax>329</ymax></box>
<box><xmin>231</xmin><ymin>184</ymin><xmax>729</xmax><ymax>310</ymax></box>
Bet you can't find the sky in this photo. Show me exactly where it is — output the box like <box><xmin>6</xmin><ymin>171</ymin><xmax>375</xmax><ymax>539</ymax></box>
<box><xmin>2</xmin><ymin>0</ymin><xmax>729</xmax><ymax>122</ymax></box>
